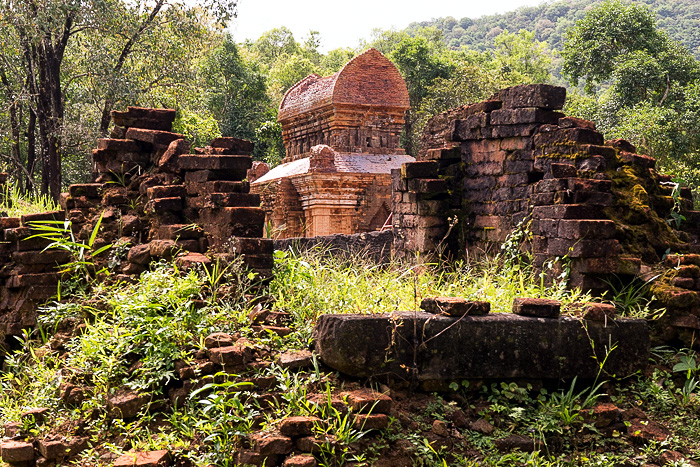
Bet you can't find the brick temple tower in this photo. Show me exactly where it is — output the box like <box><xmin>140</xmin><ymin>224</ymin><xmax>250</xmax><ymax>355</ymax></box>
<box><xmin>250</xmin><ymin>48</ymin><xmax>413</xmax><ymax>238</ymax></box>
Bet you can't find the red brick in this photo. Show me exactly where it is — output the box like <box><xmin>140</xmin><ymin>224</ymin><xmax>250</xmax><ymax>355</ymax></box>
<box><xmin>21</xmin><ymin>210</ymin><xmax>65</xmax><ymax>226</ymax></box>
<box><xmin>344</xmin><ymin>389</ymin><xmax>392</xmax><ymax>414</ymax></box>
<box><xmin>353</xmin><ymin>413</ymin><xmax>390</xmax><ymax>431</ymax></box>
<box><xmin>512</xmin><ymin>297</ymin><xmax>560</xmax><ymax>318</ymax></box>
<box><xmin>113</xmin><ymin>450</ymin><xmax>170</xmax><ymax>467</ymax></box>
<box><xmin>251</xmin><ymin>433</ymin><xmax>293</xmax><ymax>456</ymax></box>
<box><xmin>147</xmin><ymin>185</ymin><xmax>186</xmax><ymax>199</ymax></box>
<box><xmin>279</xmin><ymin>416</ymin><xmax>321</xmax><ymax>437</ymax></box>
<box><xmin>1</xmin><ymin>440</ymin><xmax>34</xmax><ymax>462</ymax></box>
<box><xmin>534</xmin><ymin>128</ymin><xmax>605</xmax><ymax>147</ymax></box>
<box><xmin>499</xmin><ymin>84</ymin><xmax>566</xmax><ymax>110</ymax></box>
<box><xmin>125</xmin><ymin>128</ymin><xmax>183</xmax><ymax>146</ymax></box>
<box><xmin>208</xmin><ymin>340</ymin><xmax>254</xmax><ymax>367</ymax></box>
<box><xmin>148</xmin><ymin>197</ymin><xmax>182</xmax><ymax>212</ymax></box>
<box><xmin>421</xmin><ymin>297</ymin><xmax>490</xmax><ymax>316</ymax></box>
<box><xmin>283</xmin><ymin>454</ymin><xmax>318</xmax><ymax>467</ymax></box>
<box><xmin>209</xmin><ymin>137</ymin><xmax>254</xmax><ymax>154</ymax></box>
<box><xmin>583</xmin><ymin>303</ymin><xmax>617</xmax><ymax>322</ymax></box>
<box><xmin>178</xmin><ymin>154</ymin><xmax>252</xmax><ymax>172</ymax></box>
<box><xmin>97</xmin><ymin>138</ymin><xmax>141</xmax><ymax>152</ymax></box>
<box><xmin>7</xmin><ymin>273</ymin><xmax>61</xmax><ymax>288</ymax></box>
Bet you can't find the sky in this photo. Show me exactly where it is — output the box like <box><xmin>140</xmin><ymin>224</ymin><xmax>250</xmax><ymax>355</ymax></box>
<box><xmin>231</xmin><ymin>0</ymin><xmax>545</xmax><ymax>52</ymax></box>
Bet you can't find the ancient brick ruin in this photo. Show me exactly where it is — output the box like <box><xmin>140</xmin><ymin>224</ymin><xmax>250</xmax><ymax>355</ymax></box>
<box><xmin>392</xmin><ymin>83</ymin><xmax>700</xmax><ymax>347</ymax></box>
<box><xmin>251</xmin><ymin>48</ymin><xmax>414</xmax><ymax>238</ymax></box>
<box><xmin>0</xmin><ymin>106</ymin><xmax>272</xmax><ymax>355</ymax></box>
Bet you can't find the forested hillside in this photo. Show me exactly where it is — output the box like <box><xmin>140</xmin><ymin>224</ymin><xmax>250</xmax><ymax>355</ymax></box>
<box><xmin>406</xmin><ymin>0</ymin><xmax>700</xmax><ymax>58</ymax></box>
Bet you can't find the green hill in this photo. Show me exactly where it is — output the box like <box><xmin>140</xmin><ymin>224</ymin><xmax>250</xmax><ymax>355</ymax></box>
<box><xmin>406</xmin><ymin>0</ymin><xmax>700</xmax><ymax>58</ymax></box>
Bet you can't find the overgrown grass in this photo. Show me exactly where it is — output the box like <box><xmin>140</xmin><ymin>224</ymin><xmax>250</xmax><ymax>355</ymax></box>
<box><xmin>268</xmin><ymin>247</ymin><xmax>591</xmax><ymax>336</ymax></box>
<box><xmin>1</xmin><ymin>249</ymin><xmax>699</xmax><ymax>467</ymax></box>
<box><xmin>0</xmin><ymin>182</ymin><xmax>60</xmax><ymax>217</ymax></box>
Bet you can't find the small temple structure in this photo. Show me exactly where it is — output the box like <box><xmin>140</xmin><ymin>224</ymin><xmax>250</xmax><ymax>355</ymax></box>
<box><xmin>250</xmin><ymin>48</ymin><xmax>413</xmax><ymax>238</ymax></box>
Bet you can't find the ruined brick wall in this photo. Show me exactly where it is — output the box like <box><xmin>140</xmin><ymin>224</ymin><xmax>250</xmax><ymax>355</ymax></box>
<box><xmin>395</xmin><ymin>84</ymin><xmax>697</xmax><ymax>284</ymax></box>
<box><xmin>0</xmin><ymin>107</ymin><xmax>272</xmax><ymax>357</ymax></box>
<box><xmin>394</xmin><ymin>83</ymin><xmax>700</xmax><ymax>345</ymax></box>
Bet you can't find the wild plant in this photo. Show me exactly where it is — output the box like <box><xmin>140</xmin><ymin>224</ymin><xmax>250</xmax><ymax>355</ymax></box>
<box><xmin>190</xmin><ymin>378</ymin><xmax>258</xmax><ymax>466</ymax></box>
<box><xmin>602</xmin><ymin>274</ymin><xmax>665</xmax><ymax>319</ymax></box>
<box><xmin>0</xmin><ymin>181</ymin><xmax>59</xmax><ymax>217</ymax></box>
<box><xmin>27</xmin><ymin>212</ymin><xmax>112</xmax><ymax>293</ymax></box>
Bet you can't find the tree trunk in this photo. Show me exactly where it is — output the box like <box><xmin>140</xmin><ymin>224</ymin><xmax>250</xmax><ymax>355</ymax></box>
<box><xmin>98</xmin><ymin>0</ymin><xmax>165</xmax><ymax>136</ymax></box>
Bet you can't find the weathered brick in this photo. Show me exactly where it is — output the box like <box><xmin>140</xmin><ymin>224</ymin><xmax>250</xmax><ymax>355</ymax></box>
<box><xmin>147</xmin><ymin>185</ymin><xmax>185</xmax><ymax>200</ymax></box>
<box><xmin>490</xmin><ymin>108</ymin><xmax>564</xmax><ymax>126</ymax></box>
<box><xmin>421</xmin><ymin>297</ymin><xmax>490</xmax><ymax>316</ymax></box>
<box><xmin>534</xmin><ymin>128</ymin><xmax>605</xmax><ymax>147</ymax></box>
<box><xmin>279</xmin><ymin>416</ymin><xmax>321</xmax><ymax>437</ymax></box>
<box><xmin>209</xmin><ymin>340</ymin><xmax>254</xmax><ymax>367</ymax></box>
<box><xmin>512</xmin><ymin>297</ymin><xmax>560</xmax><ymax>318</ymax></box>
<box><xmin>1</xmin><ymin>440</ymin><xmax>34</xmax><ymax>462</ymax></box>
<box><xmin>178</xmin><ymin>154</ymin><xmax>252</xmax><ymax>173</ymax></box>
<box><xmin>251</xmin><ymin>433</ymin><xmax>294</xmax><ymax>456</ymax></box>
<box><xmin>125</xmin><ymin>128</ymin><xmax>184</xmax><ymax>146</ymax></box>
<box><xmin>283</xmin><ymin>454</ymin><xmax>318</xmax><ymax>467</ymax></box>
<box><xmin>532</xmin><ymin>204</ymin><xmax>607</xmax><ymax>220</ymax></box>
<box><xmin>113</xmin><ymin>450</ymin><xmax>171</xmax><ymax>467</ymax></box>
<box><xmin>401</xmin><ymin>161</ymin><xmax>438</xmax><ymax>179</ymax></box>
<box><xmin>344</xmin><ymin>389</ymin><xmax>392</xmax><ymax>414</ymax></box>
<box><xmin>354</xmin><ymin>413</ymin><xmax>390</xmax><ymax>431</ymax></box>
<box><xmin>209</xmin><ymin>137</ymin><xmax>255</xmax><ymax>154</ymax></box>
<box><xmin>557</xmin><ymin>220</ymin><xmax>616</xmax><ymax>240</ymax></box>
<box><xmin>499</xmin><ymin>84</ymin><xmax>566</xmax><ymax>110</ymax></box>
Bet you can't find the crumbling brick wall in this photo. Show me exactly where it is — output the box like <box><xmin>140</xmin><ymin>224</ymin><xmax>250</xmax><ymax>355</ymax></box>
<box><xmin>394</xmin><ymin>84</ymin><xmax>700</xmax><ymax>344</ymax></box>
<box><xmin>0</xmin><ymin>107</ymin><xmax>272</xmax><ymax>358</ymax></box>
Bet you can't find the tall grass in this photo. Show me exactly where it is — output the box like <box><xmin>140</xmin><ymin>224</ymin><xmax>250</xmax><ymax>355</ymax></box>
<box><xmin>0</xmin><ymin>182</ymin><xmax>60</xmax><ymax>217</ymax></box>
<box><xmin>268</xmin><ymin>247</ymin><xmax>591</xmax><ymax>327</ymax></box>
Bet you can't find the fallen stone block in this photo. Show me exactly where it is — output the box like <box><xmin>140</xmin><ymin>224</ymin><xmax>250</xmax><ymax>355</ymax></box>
<box><xmin>108</xmin><ymin>390</ymin><xmax>150</xmax><ymax>419</ymax></box>
<box><xmin>283</xmin><ymin>454</ymin><xmax>318</xmax><ymax>467</ymax></box>
<box><xmin>314</xmin><ymin>312</ymin><xmax>649</xmax><ymax>381</ymax></box>
<box><xmin>21</xmin><ymin>210</ymin><xmax>65</xmax><ymax>226</ymax></box>
<box><xmin>251</xmin><ymin>433</ymin><xmax>293</xmax><ymax>456</ymax></box>
<box><xmin>235</xmin><ymin>451</ymin><xmax>277</xmax><ymax>467</ymax></box>
<box><xmin>513</xmin><ymin>298</ymin><xmax>560</xmax><ymax>318</ymax></box>
<box><xmin>113</xmin><ymin>449</ymin><xmax>170</xmax><ymax>467</ymax></box>
<box><xmin>0</xmin><ymin>440</ymin><xmax>34</xmax><ymax>463</ymax></box>
<box><xmin>204</xmin><ymin>332</ymin><xmax>236</xmax><ymax>349</ymax></box>
<box><xmin>353</xmin><ymin>413</ymin><xmax>390</xmax><ymax>431</ymax></box>
<box><xmin>279</xmin><ymin>416</ymin><xmax>320</xmax><ymax>437</ymax></box>
<box><xmin>421</xmin><ymin>297</ymin><xmax>490</xmax><ymax>316</ymax></box>
<box><xmin>277</xmin><ymin>350</ymin><xmax>313</xmax><ymax>370</ymax></box>
<box><xmin>209</xmin><ymin>339</ymin><xmax>254</xmax><ymax>367</ymax></box>
<box><xmin>344</xmin><ymin>389</ymin><xmax>393</xmax><ymax>414</ymax></box>
<box><xmin>583</xmin><ymin>303</ymin><xmax>617</xmax><ymax>322</ymax></box>
<box><xmin>178</xmin><ymin>154</ymin><xmax>252</xmax><ymax>172</ymax></box>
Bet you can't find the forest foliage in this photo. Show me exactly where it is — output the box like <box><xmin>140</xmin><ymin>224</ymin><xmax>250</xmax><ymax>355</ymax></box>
<box><xmin>0</xmin><ymin>0</ymin><xmax>699</xmax><ymax>202</ymax></box>
<box><xmin>407</xmin><ymin>0</ymin><xmax>700</xmax><ymax>59</ymax></box>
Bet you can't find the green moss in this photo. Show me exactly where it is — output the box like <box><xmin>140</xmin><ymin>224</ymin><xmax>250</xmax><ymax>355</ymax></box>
<box><xmin>605</xmin><ymin>153</ymin><xmax>683</xmax><ymax>263</ymax></box>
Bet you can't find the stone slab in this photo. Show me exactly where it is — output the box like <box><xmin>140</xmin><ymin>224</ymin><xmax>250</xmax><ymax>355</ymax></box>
<box><xmin>314</xmin><ymin>312</ymin><xmax>649</xmax><ymax>381</ymax></box>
